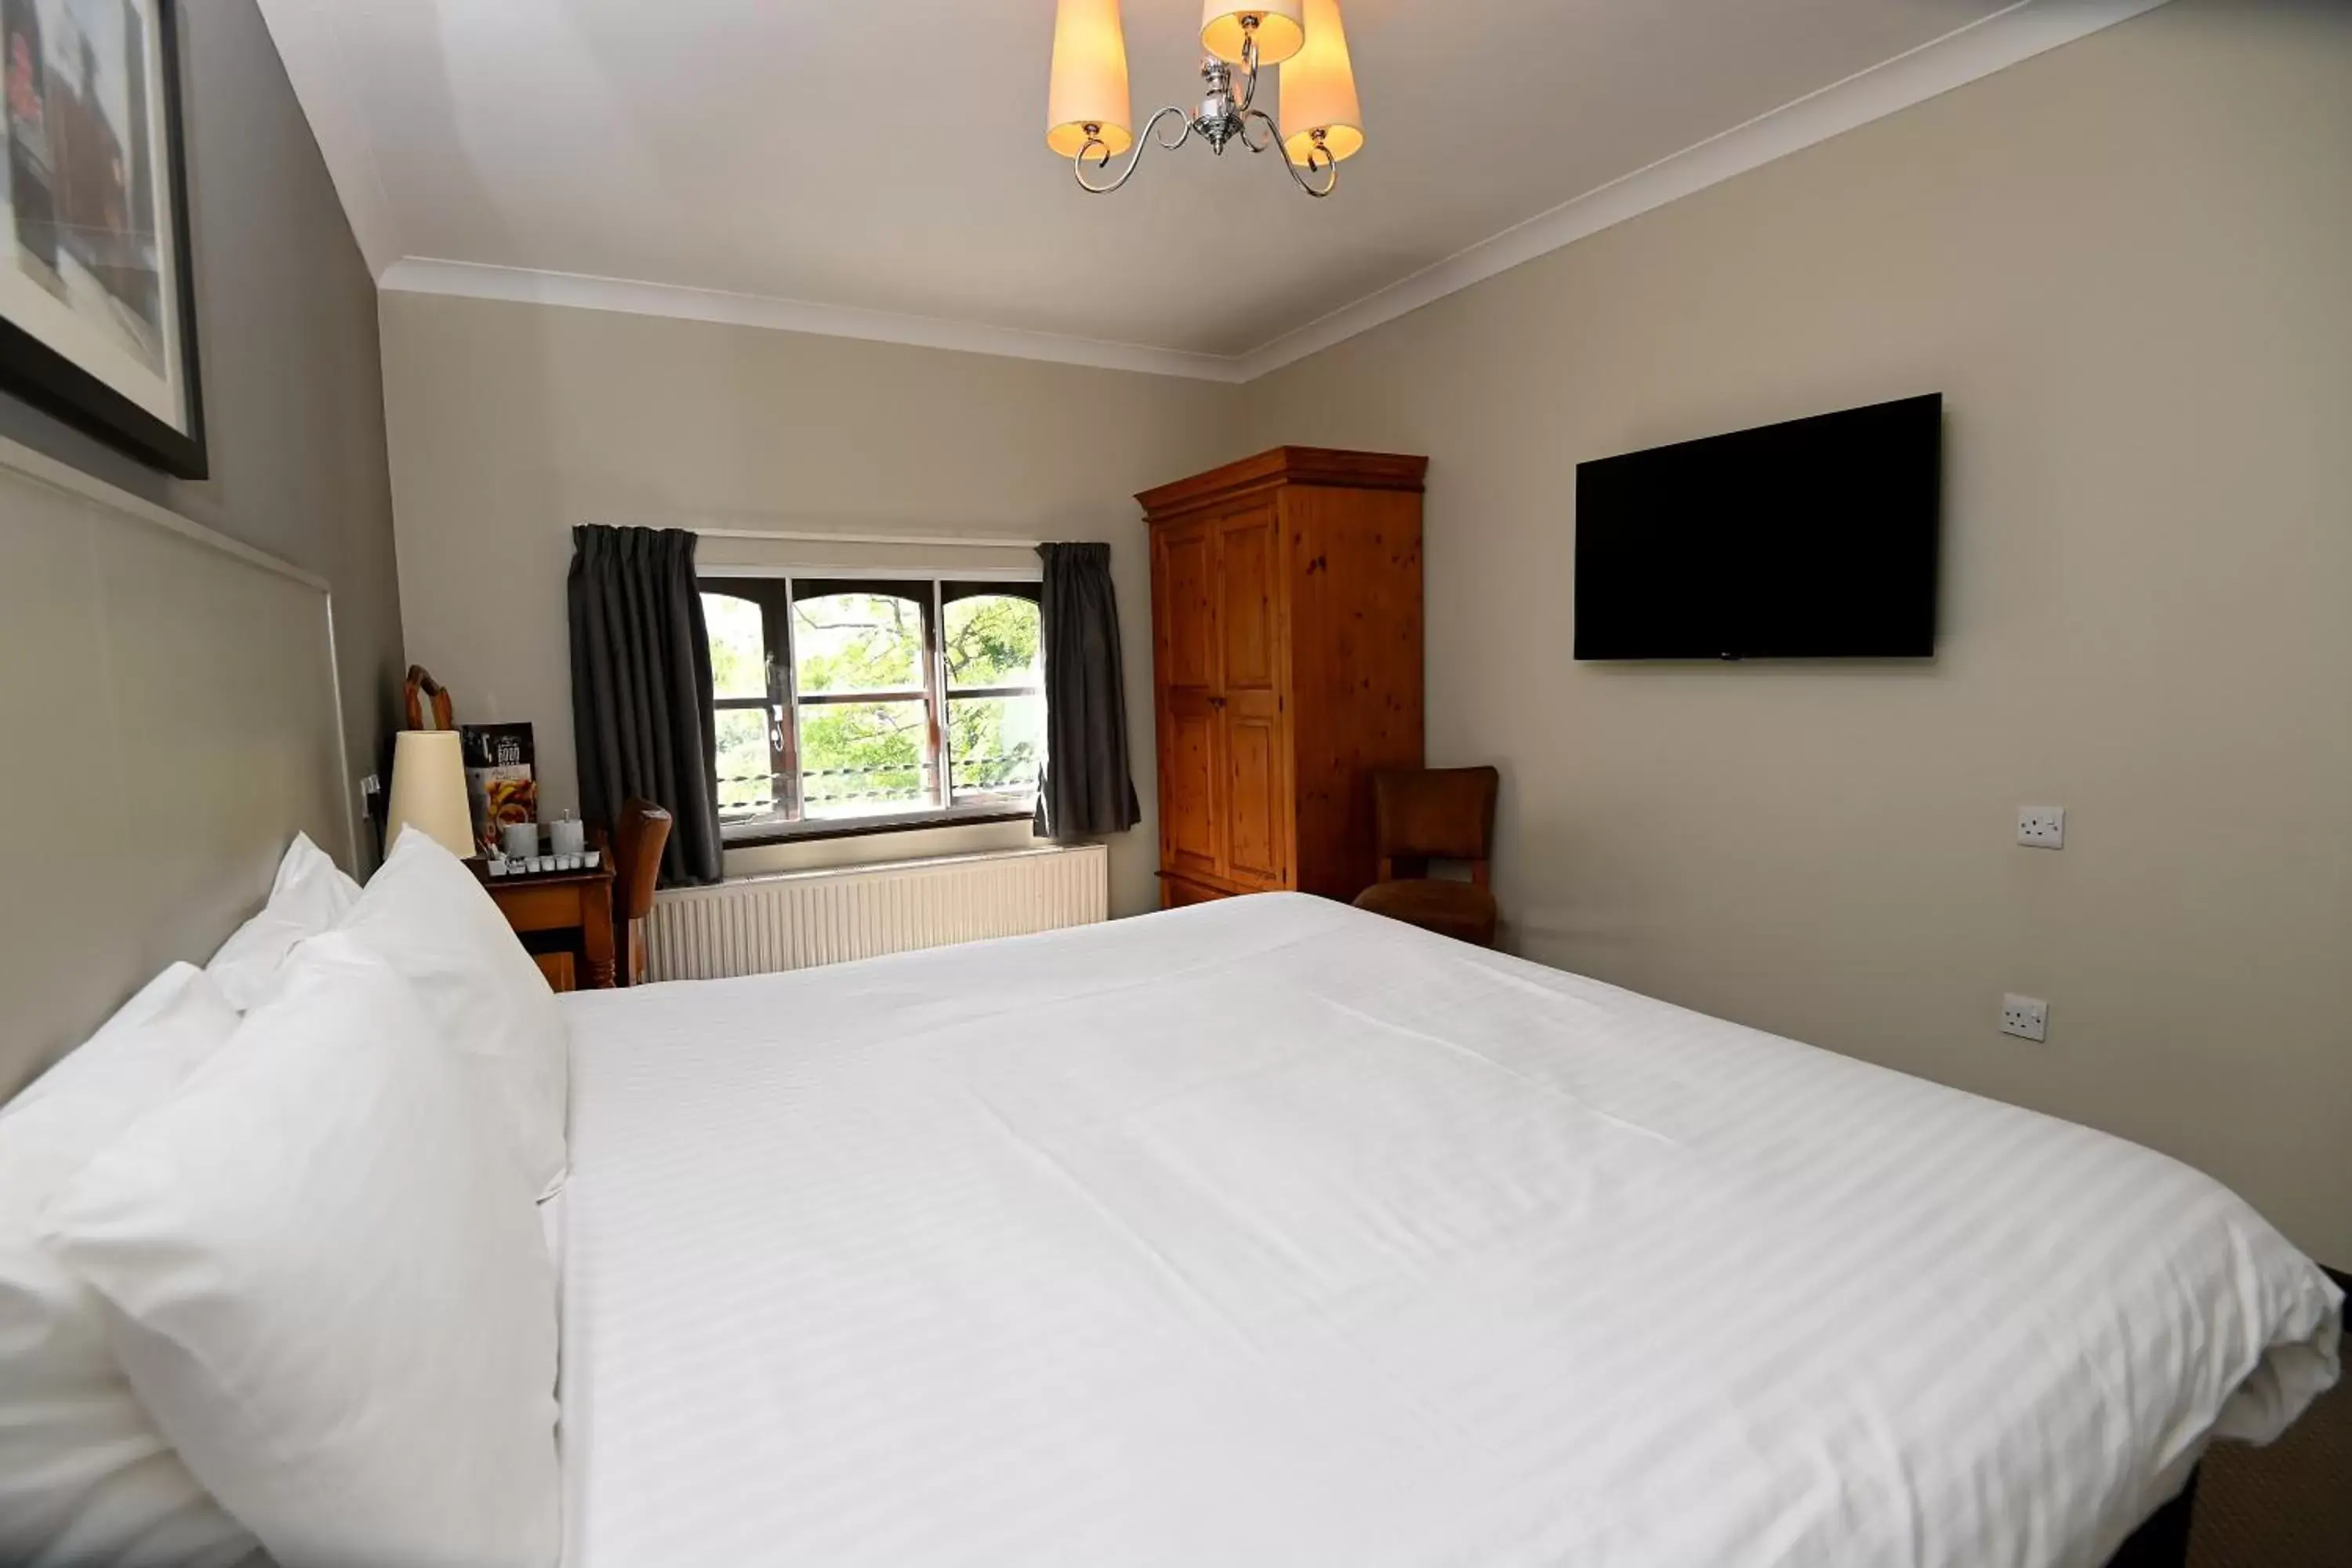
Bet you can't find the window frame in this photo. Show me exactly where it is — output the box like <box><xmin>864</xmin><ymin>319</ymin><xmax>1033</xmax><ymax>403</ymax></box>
<box><xmin>701</xmin><ymin>571</ymin><xmax>1044</xmax><ymax>846</ymax></box>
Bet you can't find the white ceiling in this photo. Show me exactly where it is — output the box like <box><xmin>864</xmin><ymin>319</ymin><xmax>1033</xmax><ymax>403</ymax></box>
<box><xmin>256</xmin><ymin>0</ymin><xmax>2161</xmax><ymax>379</ymax></box>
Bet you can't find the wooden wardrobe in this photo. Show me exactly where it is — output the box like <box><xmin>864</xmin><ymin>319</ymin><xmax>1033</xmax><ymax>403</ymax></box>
<box><xmin>1141</xmin><ymin>447</ymin><xmax>1427</xmax><ymax>909</ymax></box>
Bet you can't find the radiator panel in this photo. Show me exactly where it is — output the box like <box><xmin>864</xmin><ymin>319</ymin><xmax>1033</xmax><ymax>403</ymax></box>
<box><xmin>644</xmin><ymin>846</ymin><xmax>1109</xmax><ymax>982</ymax></box>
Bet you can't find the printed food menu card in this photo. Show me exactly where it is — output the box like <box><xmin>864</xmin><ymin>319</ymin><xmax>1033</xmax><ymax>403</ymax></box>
<box><xmin>460</xmin><ymin>723</ymin><xmax>536</xmax><ymax>855</ymax></box>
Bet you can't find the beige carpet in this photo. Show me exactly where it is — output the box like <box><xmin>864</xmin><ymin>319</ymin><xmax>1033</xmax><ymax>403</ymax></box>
<box><xmin>2188</xmin><ymin>1322</ymin><xmax>2350</xmax><ymax>1567</ymax></box>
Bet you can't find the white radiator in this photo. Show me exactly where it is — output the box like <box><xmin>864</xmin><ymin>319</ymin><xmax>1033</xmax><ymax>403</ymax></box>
<box><xmin>644</xmin><ymin>844</ymin><xmax>1109</xmax><ymax>982</ymax></box>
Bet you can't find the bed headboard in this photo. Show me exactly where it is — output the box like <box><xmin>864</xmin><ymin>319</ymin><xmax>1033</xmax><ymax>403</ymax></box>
<box><xmin>0</xmin><ymin>435</ymin><xmax>353</xmax><ymax>1099</ymax></box>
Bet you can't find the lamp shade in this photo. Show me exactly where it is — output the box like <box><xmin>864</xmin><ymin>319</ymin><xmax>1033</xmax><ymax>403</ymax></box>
<box><xmin>1200</xmin><ymin>2</ymin><xmax>1304</xmax><ymax>67</ymax></box>
<box><xmin>387</xmin><ymin>730</ymin><xmax>475</xmax><ymax>858</ymax></box>
<box><xmin>1281</xmin><ymin>0</ymin><xmax>1363</xmax><ymax>165</ymax></box>
<box><xmin>1047</xmin><ymin>0</ymin><xmax>1134</xmax><ymax>160</ymax></box>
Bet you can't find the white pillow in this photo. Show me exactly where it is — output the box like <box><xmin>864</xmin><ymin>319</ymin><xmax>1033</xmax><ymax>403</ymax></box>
<box><xmin>205</xmin><ymin>832</ymin><xmax>361</xmax><ymax>1011</ymax></box>
<box><xmin>0</xmin><ymin>966</ymin><xmax>257</xmax><ymax>1568</ymax></box>
<box><xmin>40</xmin><ymin>937</ymin><xmax>561</xmax><ymax>1568</ymax></box>
<box><xmin>336</xmin><ymin>827</ymin><xmax>571</xmax><ymax>1196</ymax></box>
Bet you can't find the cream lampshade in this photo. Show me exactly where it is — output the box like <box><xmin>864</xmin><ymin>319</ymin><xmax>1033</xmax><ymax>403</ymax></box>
<box><xmin>387</xmin><ymin>730</ymin><xmax>475</xmax><ymax>858</ymax></box>
<box><xmin>1200</xmin><ymin>1</ymin><xmax>1304</xmax><ymax>67</ymax></box>
<box><xmin>1047</xmin><ymin>0</ymin><xmax>1134</xmax><ymax>159</ymax></box>
<box><xmin>1282</xmin><ymin>0</ymin><xmax>1363</xmax><ymax>166</ymax></box>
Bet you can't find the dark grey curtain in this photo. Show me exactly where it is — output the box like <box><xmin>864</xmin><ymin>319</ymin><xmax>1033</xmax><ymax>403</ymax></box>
<box><xmin>1034</xmin><ymin>543</ymin><xmax>1141</xmax><ymax>840</ymax></box>
<box><xmin>568</xmin><ymin>526</ymin><xmax>723</xmax><ymax>886</ymax></box>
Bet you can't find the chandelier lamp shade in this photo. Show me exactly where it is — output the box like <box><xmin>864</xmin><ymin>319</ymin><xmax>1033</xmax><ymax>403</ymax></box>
<box><xmin>1280</xmin><ymin>0</ymin><xmax>1362</xmax><ymax>165</ymax></box>
<box><xmin>1200</xmin><ymin>1</ymin><xmax>1302</xmax><ymax>67</ymax></box>
<box><xmin>1044</xmin><ymin>0</ymin><xmax>1365</xmax><ymax>198</ymax></box>
<box><xmin>1045</xmin><ymin>0</ymin><xmax>1134</xmax><ymax>159</ymax></box>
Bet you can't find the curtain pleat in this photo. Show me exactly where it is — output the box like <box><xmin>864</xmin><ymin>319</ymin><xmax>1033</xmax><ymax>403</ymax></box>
<box><xmin>1033</xmin><ymin>543</ymin><xmax>1141</xmax><ymax>840</ymax></box>
<box><xmin>567</xmin><ymin>526</ymin><xmax>724</xmax><ymax>886</ymax></box>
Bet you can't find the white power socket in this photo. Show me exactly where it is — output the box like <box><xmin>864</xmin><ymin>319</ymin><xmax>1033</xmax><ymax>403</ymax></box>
<box><xmin>2002</xmin><ymin>994</ymin><xmax>2049</xmax><ymax>1042</ymax></box>
<box><xmin>2016</xmin><ymin>806</ymin><xmax>2066</xmax><ymax>849</ymax></box>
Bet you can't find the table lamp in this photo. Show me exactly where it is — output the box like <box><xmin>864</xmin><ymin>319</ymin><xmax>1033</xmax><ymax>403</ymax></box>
<box><xmin>387</xmin><ymin>730</ymin><xmax>475</xmax><ymax>857</ymax></box>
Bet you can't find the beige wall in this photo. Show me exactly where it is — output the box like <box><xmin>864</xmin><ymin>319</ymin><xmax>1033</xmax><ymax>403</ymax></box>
<box><xmin>380</xmin><ymin>293</ymin><xmax>1239</xmax><ymax>916</ymax></box>
<box><xmin>1240</xmin><ymin>0</ymin><xmax>2352</xmax><ymax>1261</ymax></box>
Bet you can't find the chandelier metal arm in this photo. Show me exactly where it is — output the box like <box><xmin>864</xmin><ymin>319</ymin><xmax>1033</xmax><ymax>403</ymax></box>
<box><xmin>1241</xmin><ymin>110</ymin><xmax>1338</xmax><ymax>199</ymax></box>
<box><xmin>1073</xmin><ymin>105</ymin><xmax>1196</xmax><ymax>195</ymax></box>
<box><xmin>1069</xmin><ymin>28</ymin><xmax>1334</xmax><ymax>199</ymax></box>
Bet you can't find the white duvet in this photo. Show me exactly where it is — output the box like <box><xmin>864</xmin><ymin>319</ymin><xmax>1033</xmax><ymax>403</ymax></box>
<box><xmin>557</xmin><ymin>895</ymin><xmax>2339</xmax><ymax>1568</ymax></box>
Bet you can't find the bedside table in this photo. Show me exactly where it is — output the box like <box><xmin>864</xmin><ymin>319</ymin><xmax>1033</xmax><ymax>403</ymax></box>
<box><xmin>470</xmin><ymin>851</ymin><xmax>617</xmax><ymax>992</ymax></box>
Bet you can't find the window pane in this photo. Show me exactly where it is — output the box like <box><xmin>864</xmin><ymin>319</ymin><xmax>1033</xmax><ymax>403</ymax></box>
<box><xmin>714</xmin><ymin>709</ymin><xmax>777</xmax><ymax>819</ymax></box>
<box><xmin>944</xmin><ymin>593</ymin><xmax>1041</xmax><ymax>690</ymax></box>
<box><xmin>704</xmin><ymin>593</ymin><xmax>768</xmax><ymax>701</ymax></box>
<box><xmin>794</xmin><ymin>593</ymin><xmax>923</xmax><ymax>695</ymax></box>
<box><xmin>799</xmin><ymin>700</ymin><xmax>931</xmax><ymax>818</ymax></box>
<box><xmin>948</xmin><ymin>694</ymin><xmax>1043</xmax><ymax>805</ymax></box>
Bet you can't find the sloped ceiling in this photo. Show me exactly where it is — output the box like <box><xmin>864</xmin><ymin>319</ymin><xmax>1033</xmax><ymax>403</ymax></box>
<box><xmin>257</xmin><ymin>0</ymin><xmax>2168</xmax><ymax>379</ymax></box>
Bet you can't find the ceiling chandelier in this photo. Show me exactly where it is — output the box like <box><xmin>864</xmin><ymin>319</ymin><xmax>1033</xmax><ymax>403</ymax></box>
<box><xmin>1046</xmin><ymin>1</ymin><xmax>1365</xmax><ymax>198</ymax></box>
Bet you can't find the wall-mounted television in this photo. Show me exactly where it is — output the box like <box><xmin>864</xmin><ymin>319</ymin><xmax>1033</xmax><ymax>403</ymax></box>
<box><xmin>1573</xmin><ymin>393</ymin><xmax>1942</xmax><ymax>660</ymax></box>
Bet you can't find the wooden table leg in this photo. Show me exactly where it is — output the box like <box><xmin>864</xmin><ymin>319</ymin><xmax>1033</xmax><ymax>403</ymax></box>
<box><xmin>579</xmin><ymin>877</ymin><xmax>618</xmax><ymax>989</ymax></box>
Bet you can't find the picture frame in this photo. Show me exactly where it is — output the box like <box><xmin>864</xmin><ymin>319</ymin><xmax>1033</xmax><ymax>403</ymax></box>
<box><xmin>0</xmin><ymin>0</ymin><xmax>204</xmax><ymax>478</ymax></box>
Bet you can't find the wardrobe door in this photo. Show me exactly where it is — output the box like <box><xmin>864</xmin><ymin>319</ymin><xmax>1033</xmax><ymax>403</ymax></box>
<box><xmin>1154</xmin><ymin>517</ymin><xmax>1225</xmax><ymax>885</ymax></box>
<box><xmin>1215</xmin><ymin>503</ymin><xmax>1289</xmax><ymax>891</ymax></box>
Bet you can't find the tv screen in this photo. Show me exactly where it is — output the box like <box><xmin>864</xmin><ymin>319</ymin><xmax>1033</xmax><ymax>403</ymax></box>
<box><xmin>1574</xmin><ymin>394</ymin><xmax>1941</xmax><ymax>660</ymax></box>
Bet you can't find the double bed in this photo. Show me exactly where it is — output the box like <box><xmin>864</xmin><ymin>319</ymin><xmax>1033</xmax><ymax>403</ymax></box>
<box><xmin>2</xmin><ymin>438</ymin><xmax>2337</xmax><ymax>1567</ymax></box>
<box><xmin>556</xmin><ymin>892</ymin><xmax>2340</xmax><ymax>1568</ymax></box>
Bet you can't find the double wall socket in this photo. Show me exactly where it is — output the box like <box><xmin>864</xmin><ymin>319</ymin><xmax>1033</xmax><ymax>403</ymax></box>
<box><xmin>2002</xmin><ymin>994</ymin><xmax>2049</xmax><ymax>1042</ymax></box>
<box><xmin>2016</xmin><ymin>806</ymin><xmax>2066</xmax><ymax>849</ymax></box>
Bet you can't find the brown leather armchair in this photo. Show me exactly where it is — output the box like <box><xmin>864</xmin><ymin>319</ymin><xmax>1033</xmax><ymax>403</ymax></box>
<box><xmin>1352</xmin><ymin>767</ymin><xmax>1501</xmax><ymax>948</ymax></box>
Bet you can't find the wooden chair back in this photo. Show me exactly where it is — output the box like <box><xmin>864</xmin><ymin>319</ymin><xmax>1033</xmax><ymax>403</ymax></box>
<box><xmin>1371</xmin><ymin>767</ymin><xmax>1501</xmax><ymax>888</ymax></box>
<box><xmin>610</xmin><ymin>798</ymin><xmax>673</xmax><ymax>985</ymax></box>
<box><xmin>401</xmin><ymin>665</ymin><xmax>455</xmax><ymax>731</ymax></box>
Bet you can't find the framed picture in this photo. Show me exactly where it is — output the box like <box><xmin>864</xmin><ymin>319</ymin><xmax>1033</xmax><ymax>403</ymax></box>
<box><xmin>0</xmin><ymin>0</ymin><xmax>202</xmax><ymax>477</ymax></box>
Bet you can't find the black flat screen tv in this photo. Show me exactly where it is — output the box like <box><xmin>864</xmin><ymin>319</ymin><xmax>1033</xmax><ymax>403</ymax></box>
<box><xmin>1574</xmin><ymin>393</ymin><xmax>1942</xmax><ymax>659</ymax></box>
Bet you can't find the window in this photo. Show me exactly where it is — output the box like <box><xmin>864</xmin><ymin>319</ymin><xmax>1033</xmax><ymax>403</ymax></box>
<box><xmin>701</xmin><ymin>575</ymin><xmax>1044</xmax><ymax>839</ymax></box>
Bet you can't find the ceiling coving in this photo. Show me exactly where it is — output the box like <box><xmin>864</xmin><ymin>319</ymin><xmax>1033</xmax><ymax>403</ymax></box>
<box><xmin>1047</xmin><ymin>0</ymin><xmax>1363</xmax><ymax>199</ymax></box>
